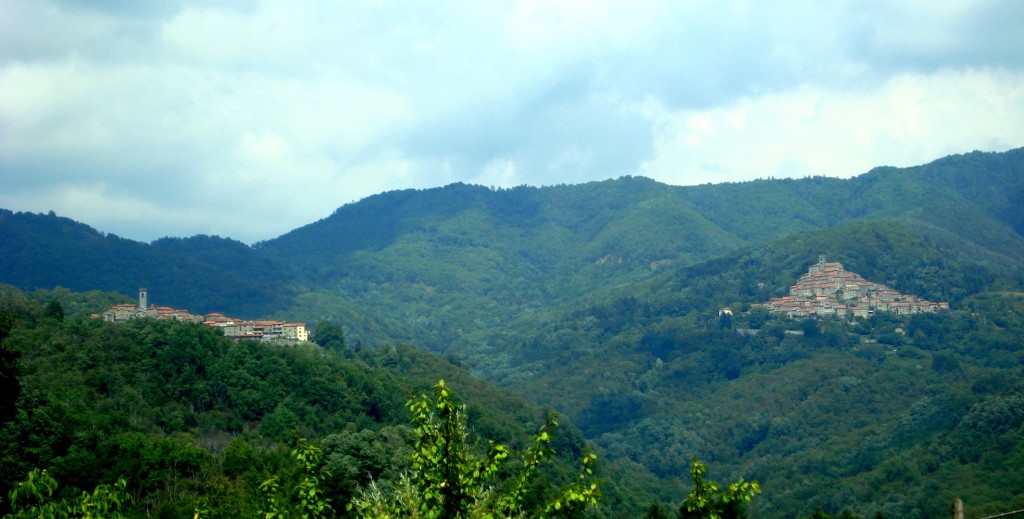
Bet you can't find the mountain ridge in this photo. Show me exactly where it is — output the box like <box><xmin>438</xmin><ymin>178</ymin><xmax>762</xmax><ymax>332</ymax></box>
<box><xmin>2</xmin><ymin>147</ymin><xmax>1022</xmax><ymax>342</ymax></box>
<box><xmin>2</xmin><ymin>147</ymin><xmax>1024</xmax><ymax>517</ymax></box>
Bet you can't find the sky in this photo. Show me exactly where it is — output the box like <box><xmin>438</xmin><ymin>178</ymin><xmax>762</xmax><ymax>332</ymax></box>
<box><xmin>1</xmin><ymin>1</ymin><xmax>1023</xmax><ymax>244</ymax></box>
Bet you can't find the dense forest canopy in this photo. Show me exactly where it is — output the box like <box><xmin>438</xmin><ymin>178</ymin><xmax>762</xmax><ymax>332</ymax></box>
<box><xmin>0</xmin><ymin>287</ymin><xmax>656</xmax><ymax>517</ymax></box>
<box><xmin>1</xmin><ymin>148</ymin><xmax>1023</xmax><ymax>517</ymax></box>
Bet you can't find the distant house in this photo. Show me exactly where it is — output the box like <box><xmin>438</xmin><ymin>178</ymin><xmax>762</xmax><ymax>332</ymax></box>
<box><xmin>282</xmin><ymin>323</ymin><xmax>309</xmax><ymax>342</ymax></box>
<box><xmin>203</xmin><ymin>314</ymin><xmax>308</xmax><ymax>343</ymax></box>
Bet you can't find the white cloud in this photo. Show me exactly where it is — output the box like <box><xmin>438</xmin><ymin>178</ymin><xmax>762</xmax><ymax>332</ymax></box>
<box><xmin>239</xmin><ymin>131</ymin><xmax>289</xmax><ymax>161</ymax></box>
<box><xmin>475</xmin><ymin>158</ymin><xmax>518</xmax><ymax>188</ymax></box>
<box><xmin>0</xmin><ymin>182</ymin><xmax>212</xmax><ymax>238</ymax></box>
<box><xmin>505</xmin><ymin>0</ymin><xmax>668</xmax><ymax>53</ymax></box>
<box><xmin>640</xmin><ymin>67</ymin><xmax>1024</xmax><ymax>184</ymax></box>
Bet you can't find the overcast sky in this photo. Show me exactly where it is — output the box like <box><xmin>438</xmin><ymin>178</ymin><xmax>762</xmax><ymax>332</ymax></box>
<box><xmin>1</xmin><ymin>1</ymin><xmax>1022</xmax><ymax>244</ymax></box>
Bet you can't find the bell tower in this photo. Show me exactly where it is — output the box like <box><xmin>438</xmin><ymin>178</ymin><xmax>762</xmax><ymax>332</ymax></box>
<box><xmin>138</xmin><ymin>287</ymin><xmax>148</xmax><ymax>312</ymax></box>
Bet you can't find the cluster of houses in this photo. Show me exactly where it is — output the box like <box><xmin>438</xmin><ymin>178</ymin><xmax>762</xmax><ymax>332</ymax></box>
<box><xmin>761</xmin><ymin>256</ymin><xmax>949</xmax><ymax>319</ymax></box>
<box><xmin>203</xmin><ymin>312</ymin><xmax>308</xmax><ymax>342</ymax></box>
<box><xmin>98</xmin><ymin>288</ymin><xmax>308</xmax><ymax>343</ymax></box>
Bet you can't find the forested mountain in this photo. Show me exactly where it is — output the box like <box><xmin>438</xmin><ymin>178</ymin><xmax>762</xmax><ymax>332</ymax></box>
<box><xmin>0</xmin><ymin>211</ymin><xmax>292</xmax><ymax>317</ymax></box>
<box><xmin>3</xmin><ymin>148</ymin><xmax>1021</xmax><ymax>335</ymax></box>
<box><xmin>255</xmin><ymin>148</ymin><xmax>1024</xmax><ymax>348</ymax></box>
<box><xmin>453</xmin><ymin>219</ymin><xmax>1024</xmax><ymax>517</ymax></box>
<box><xmin>1</xmin><ymin>147</ymin><xmax>1023</xmax><ymax>517</ymax></box>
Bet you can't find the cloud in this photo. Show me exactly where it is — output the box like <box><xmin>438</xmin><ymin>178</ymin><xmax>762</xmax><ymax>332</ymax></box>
<box><xmin>640</xmin><ymin>67</ymin><xmax>1024</xmax><ymax>184</ymax></box>
<box><xmin>849</xmin><ymin>1</ymin><xmax>1024</xmax><ymax>71</ymax></box>
<box><xmin>0</xmin><ymin>0</ymin><xmax>1022</xmax><ymax>243</ymax></box>
<box><xmin>474</xmin><ymin>158</ymin><xmax>518</xmax><ymax>188</ymax></box>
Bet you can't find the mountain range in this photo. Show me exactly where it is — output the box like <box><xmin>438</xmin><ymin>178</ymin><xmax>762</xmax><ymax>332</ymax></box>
<box><xmin>5</xmin><ymin>148</ymin><xmax>1022</xmax><ymax>336</ymax></box>
<box><xmin>2</xmin><ymin>147</ymin><xmax>1024</xmax><ymax>517</ymax></box>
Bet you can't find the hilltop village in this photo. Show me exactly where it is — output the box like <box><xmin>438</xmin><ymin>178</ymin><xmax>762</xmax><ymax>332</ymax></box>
<box><xmin>762</xmin><ymin>256</ymin><xmax>949</xmax><ymax>319</ymax></box>
<box><xmin>98</xmin><ymin>288</ymin><xmax>308</xmax><ymax>342</ymax></box>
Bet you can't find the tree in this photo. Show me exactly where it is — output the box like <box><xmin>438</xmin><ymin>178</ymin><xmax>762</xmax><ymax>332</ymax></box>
<box><xmin>259</xmin><ymin>439</ymin><xmax>332</xmax><ymax>519</ymax></box>
<box><xmin>646</xmin><ymin>501</ymin><xmax>670</xmax><ymax>519</ymax></box>
<box><xmin>678</xmin><ymin>459</ymin><xmax>760</xmax><ymax>519</ymax></box>
<box><xmin>0</xmin><ymin>313</ymin><xmax>20</xmax><ymax>425</ymax></box>
<box><xmin>746</xmin><ymin>306</ymin><xmax>770</xmax><ymax>329</ymax></box>
<box><xmin>6</xmin><ymin>468</ymin><xmax>129</xmax><ymax>519</ymax></box>
<box><xmin>313</xmin><ymin>321</ymin><xmax>346</xmax><ymax>351</ymax></box>
<box><xmin>42</xmin><ymin>301</ymin><xmax>63</xmax><ymax>322</ymax></box>
<box><xmin>931</xmin><ymin>352</ymin><xmax>960</xmax><ymax>373</ymax></box>
<box><xmin>801</xmin><ymin>319</ymin><xmax>820</xmax><ymax>339</ymax></box>
<box><xmin>718</xmin><ymin>312</ymin><xmax>733</xmax><ymax>331</ymax></box>
<box><xmin>349</xmin><ymin>380</ymin><xmax>601</xmax><ymax>518</ymax></box>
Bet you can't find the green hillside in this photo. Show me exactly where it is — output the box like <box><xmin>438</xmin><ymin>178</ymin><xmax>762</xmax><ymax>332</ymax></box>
<box><xmin>0</xmin><ymin>211</ymin><xmax>292</xmax><ymax>317</ymax></box>
<box><xmin>0</xmin><ymin>286</ymin><xmax>655</xmax><ymax>517</ymax></box>
<box><xmin>253</xmin><ymin>148</ymin><xmax>1024</xmax><ymax>353</ymax></box>
<box><xmin>449</xmin><ymin>220</ymin><xmax>1024</xmax><ymax>517</ymax></box>
<box><xmin>3</xmin><ymin>149</ymin><xmax>1021</xmax><ymax>347</ymax></box>
<box><xmin>0</xmin><ymin>147</ymin><xmax>1023</xmax><ymax>517</ymax></box>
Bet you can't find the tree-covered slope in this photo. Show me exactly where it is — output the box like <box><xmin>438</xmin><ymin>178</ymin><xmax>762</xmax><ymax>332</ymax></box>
<box><xmin>257</xmin><ymin>147</ymin><xmax>1024</xmax><ymax>351</ymax></box>
<box><xmin>259</xmin><ymin>177</ymin><xmax>745</xmax><ymax>347</ymax></box>
<box><xmin>448</xmin><ymin>219</ymin><xmax>1024</xmax><ymax>518</ymax></box>
<box><xmin>0</xmin><ymin>210</ymin><xmax>294</xmax><ymax>317</ymax></box>
<box><xmin>890</xmin><ymin>148</ymin><xmax>1024</xmax><ymax>236</ymax></box>
<box><xmin>2</xmin><ymin>148</ymin><xmax>1024</xmax><ymax>517</ymax></box>
<box><xmin>843</xmin><ymin>152</ymin><xmax>1024</xmax><ymax>262</ymax></box>
<box><xmin>0</xmin><ymin>286</ymin><xmax>660</xmax><ymax>518</ymax></box>
<box><xmin>258</xmin><ymin>178</ymin><xmax>743</xmax><ymax>281</ymax></box>
<box><xmin>2</xmin><ymin>148</ymin><xmax>1022</xmax><ymax>348</ymax></box>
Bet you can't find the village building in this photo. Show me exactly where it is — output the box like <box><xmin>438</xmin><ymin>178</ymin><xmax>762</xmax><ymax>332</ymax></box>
<box><xmin>760</xmin><ymin>256</ymin><xmax>949</xmax><ymax>319</ymax></box>
<box><xmin>101</xmin><ymin>288</ymin><xmax>204</xmax><ymax>324</ymax></box>
<box><xmin>99</xmin><ymin>288</ymin><xmax>308</xmax><ymax>343</ymax></box>
<box><xmin>202</xmin><ymin>313</ymin><xmax>309</xmax><ymax>342</ymax></box>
